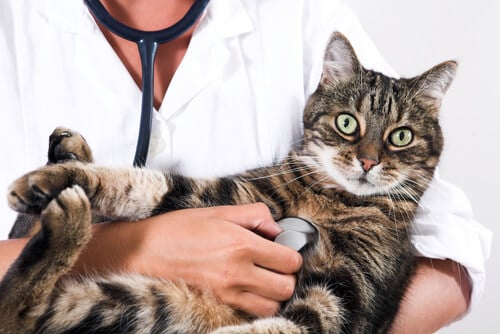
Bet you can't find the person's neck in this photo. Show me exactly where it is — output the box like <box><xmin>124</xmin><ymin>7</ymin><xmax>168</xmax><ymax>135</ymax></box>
<box><xmin>99</xmin><ymin>0</ymin><xmax>196</xmax><ymax>31</ymax></box>
<box><xmin>96</xmin><ymin>0</ymin><xmax>199</xmax><ymax>108</ymax></box>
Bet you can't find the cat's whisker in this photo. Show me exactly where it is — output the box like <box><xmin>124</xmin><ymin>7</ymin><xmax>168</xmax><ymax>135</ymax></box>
<box><xmin>242</xmin><ymin>157</ymin><xmax>318</xmax><ymax>182</ymax></box>
<box><xmin>389</xmin><ymin>189</ymin><xmax>415</xmax><ymax>238</ymax></box>
<box><xmin>400</xmin><ymin>174</ymin><xmax>432</xmax><ymax>191</ymax></box>
<box><xmin>243</xmin><ymin>166</ymin><xmax>311</xmax><ymax>181</ymax></box>
<box><xmin>277</xmin><ymin>169</ymin><xmax>322</xmax><ymax>189</ymax></box>
<box><xmin>395</xmin><ymin>172</ymin><xmax>435</xmax><ymax>217</ymax></box>
<box><xmin>297</xmin><ymin>174</ymin><xmax>332</xmax><ymax>200</ymax></box>
<box><xmin>385</xmin><ymin>192</ymin><xmax>402</xmax><ymax>241</ymax></box>
<box><xmin>390</xmin><ymin>180</ymin><xmax>443</xmax><ymax>242</ymax></box>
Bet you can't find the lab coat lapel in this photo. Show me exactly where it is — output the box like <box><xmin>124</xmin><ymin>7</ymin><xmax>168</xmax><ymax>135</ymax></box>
<box><xmin>37</xmin><ymin>0</ymin><xmax>142</xmax><ymax>113</ymax></box>
<box><xmin>37</xmin><ymin>0</ymin><xmax>87</xmax><ymax>33</ymax></box>
<box><xmin>160</xmin><ymin>0</ymin><xmax>253</xmax><ymax>119</ymax></box>
<box><xmin>36</xmin><ymin>0</ymin><xmax>254</xmax><ymax>124</ymax></box>
<box><xmin>37</xmin><ymin>0</ymin><xmax>145</xmax><ymax>164</ymax></box>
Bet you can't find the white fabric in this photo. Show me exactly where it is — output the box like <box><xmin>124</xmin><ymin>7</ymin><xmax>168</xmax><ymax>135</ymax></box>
<box><xmin>0</xmin><ymin>0</ymin><xmax>491</xmax><ymax>312</ymax></box>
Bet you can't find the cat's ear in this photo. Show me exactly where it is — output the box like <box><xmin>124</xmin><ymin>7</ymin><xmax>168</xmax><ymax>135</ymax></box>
<box><xmin>411</xmin><ymin>61</ymin><xmax>457</xmax><ymax>109</ymax></box>
<box><xmin>321</xmin><ymin>32</ymin><xmax>362</xmax><ymax>85</ymax></box>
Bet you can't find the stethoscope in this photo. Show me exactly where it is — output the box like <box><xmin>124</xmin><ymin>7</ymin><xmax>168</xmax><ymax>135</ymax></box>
<box><xmin>84</xmin><ymin>0</ymin><xmax>319</xmax><ymax>249</ymax></box>
<box><xmin>84</xmin><ymin>0</ymin><xmax>210</xmax><ymax>167</ymax></box>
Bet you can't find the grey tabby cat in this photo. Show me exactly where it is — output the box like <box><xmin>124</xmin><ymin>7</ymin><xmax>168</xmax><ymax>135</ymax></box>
<box><xmin>0</xmin><ymin>32</ymin><xmax>456</xmax><ymax>334</ymax></box>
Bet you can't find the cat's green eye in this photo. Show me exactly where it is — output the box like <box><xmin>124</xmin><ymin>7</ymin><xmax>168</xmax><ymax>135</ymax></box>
<box><xmin>390</xmin><ymin>128</ymin><xmax>413</xmax><ymax>147</ymax></box>
<box><xmin>336</xmin><ymin>114</ymin><xmax>358</xmax><ymax>136</ymax></box>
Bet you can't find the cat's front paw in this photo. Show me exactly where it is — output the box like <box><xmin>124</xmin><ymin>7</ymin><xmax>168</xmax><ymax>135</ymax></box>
<box><xmin>48</xmin><ymin>127</ymin><xmax>93</xmax><ymax>164</ymax></box>
<box><xmin>8</xmin><ymin>163</ymin><xmax>84</xmax><ymax>214</ymax></box>
<box><xmin>41</xmin><ymin>185</ymin><xmax>92</xmax><ymax>251</ymax></box>
<box><xmin>211</xmin><ymin>318</ymin><xmax>301</xmax><ymax>334</ymax></box>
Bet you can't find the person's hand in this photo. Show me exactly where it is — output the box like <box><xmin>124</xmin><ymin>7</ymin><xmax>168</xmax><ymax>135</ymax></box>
<box><xmin>73</xmin><ymin>203</ymin><xmax>303</xmax><ymax>317</ymax></box>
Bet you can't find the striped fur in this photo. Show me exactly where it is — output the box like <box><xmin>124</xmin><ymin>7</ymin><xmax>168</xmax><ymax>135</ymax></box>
<box><xmin>1</xmin><ymin>32</ymin><xmax>457</xmax><ymax>333</ymax></box>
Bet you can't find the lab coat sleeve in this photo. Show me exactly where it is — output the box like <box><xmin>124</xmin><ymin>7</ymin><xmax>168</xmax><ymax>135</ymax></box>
<box><xmin>0</xmin><ymin>1</ymin><xmax>20</xmax><ymax>107</ymax></box>
<box><xmin>302</xmin><ymin>0</ymin><xmax>492</xmax><ymax>312</ymax></box>
<box><xmin>412</xmin><ymin>173</ymin><xmax>492</xmax><ymax>312</ymax></box>
<box><xmin>0</xmin><ymin>0</ymin><xmax>27</xmax><ymax>239</ymax></box>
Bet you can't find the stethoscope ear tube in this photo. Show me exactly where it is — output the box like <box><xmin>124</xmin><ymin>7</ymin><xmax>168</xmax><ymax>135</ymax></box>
<box><xmin>84</xmin><ymin>0</ymin><xmax>210</xmax><ymax>167</ymax></box>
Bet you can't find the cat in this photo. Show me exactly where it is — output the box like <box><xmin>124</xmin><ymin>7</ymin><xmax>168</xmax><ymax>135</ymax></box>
<box><xmin>0</xmin><ymin>32</ymin><xmax>456</xmax><ymax>334</ymax></box>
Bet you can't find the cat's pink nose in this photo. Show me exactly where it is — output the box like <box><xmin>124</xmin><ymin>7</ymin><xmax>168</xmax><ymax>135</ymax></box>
<box><xmin>359</xmin><ymin>158</ymin><xmax>378</xmax><ymax>172</ymax></box>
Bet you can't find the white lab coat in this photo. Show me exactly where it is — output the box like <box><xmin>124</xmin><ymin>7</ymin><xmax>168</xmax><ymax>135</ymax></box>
<box><xmin>0</xmin><ymin>0</ymin><xmax>491</xmax><ymax>312</ymax></box>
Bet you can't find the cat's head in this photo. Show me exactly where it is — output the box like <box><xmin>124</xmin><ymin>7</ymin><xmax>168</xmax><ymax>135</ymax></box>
<box><xmin>300</xmin><ymin>32</ymin><xmax>456</xmax><ymax>197</ymax></box>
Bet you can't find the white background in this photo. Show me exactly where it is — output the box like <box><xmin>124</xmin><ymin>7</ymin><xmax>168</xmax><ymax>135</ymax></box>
<box><xmin>347</xmin><ymin>1</ymin><xmax>498</xmax><ymax>332</ymax></box>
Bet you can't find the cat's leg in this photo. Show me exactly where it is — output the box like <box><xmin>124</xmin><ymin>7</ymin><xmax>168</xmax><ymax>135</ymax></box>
<box><xmin>8</xmin><ymin>162</ymin><xmax>172</xmax><ymax>220</ymax></box>
<box><xmin>211</xmin><ymin>285</ymin><xmax>344</xmax><ymax>334</ymax></box>
<box><xmin>9</xmin><ymin>127</ymin><xmax>94</xmax><ymax>239</ymax></box>
<box><xmin>8</xmin><ymin>158</ymin><xmax>278</xmax><ymax>222</ymax></box>
<box><xmin>211</xmin><ymin>318</ymin><xmax>303</xmax><ymax>334</ymax></box>
<box><xmin>8</xmin><ymin>214</ymin><xmax>39</xmax><ymax>239</ymax></box>
<box><xmin>0</xmin><ymin>186</ymin><xmax>92</xmax><ymax>334</ymax></box>
<box><xmin>13</xmin><ymin>128</ymin><xmax>95</xmax><ymax>212</ymax></box>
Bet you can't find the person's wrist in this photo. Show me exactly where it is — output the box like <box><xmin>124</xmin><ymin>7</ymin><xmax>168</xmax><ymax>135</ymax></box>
<box><xmin>71</xmin><ymin>220</ymin><xmax>139</xmax><ymax>276</ymax></box>
<box><xmin>0</xmin><ymin>238</ymin><xmax>29</xmax><ymax>279</ymax></box>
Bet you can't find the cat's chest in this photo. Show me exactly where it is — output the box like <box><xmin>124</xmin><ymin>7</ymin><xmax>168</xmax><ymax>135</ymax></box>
<box><xmin>298</xmin><ymin>212</ymin><xmax>411</xmax><ymax>278</ymax></box>
<box><xmin>286</xmin><ymin>192</ymin><xmax>383</xmax><ymax>225</ymax></box>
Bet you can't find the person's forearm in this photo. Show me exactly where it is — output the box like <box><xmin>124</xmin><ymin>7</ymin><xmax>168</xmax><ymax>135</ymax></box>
<box><xmin>0</xmin><ymin>223</ymin><xmax>122</xmax><ymax>280</ymax></box>
<box><xmin>0</xmin><ymin>221</ymin><xmax>134</xmax><ymax>280</ymax></box>
<box><xmin>1</xmin><ymin>205</ymin><xmax>301</xmax><ymax>317</ymax></box>
<box><xmin>70</xmin><ymin>220</ymin><xmax>139</xmax><ymax>276</ymax></box>
<box><xmin>390</xmin><ymin>258</ymin><xmax>471</xmax><ymax>333</ymax></box>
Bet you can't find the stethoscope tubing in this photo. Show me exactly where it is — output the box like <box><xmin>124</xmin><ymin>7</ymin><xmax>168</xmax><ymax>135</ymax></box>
<box><xmin>84</xmin><ymin>0</ymin><xmax>210</xmax><ymax>166</ymax></box>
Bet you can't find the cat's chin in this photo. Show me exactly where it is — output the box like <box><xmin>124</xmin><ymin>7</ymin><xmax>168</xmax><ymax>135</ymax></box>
<box><xmin>321</xmin><ymin>171</ymin><xmax>384</xmax><ymax>196</ymax></box>
<box><xmin>343</xmin><ymin>178</ymin><xmax>389</xmax><ymax>196</ymax></box>
<box><xmin>331</xmin><ymin>172</ymin><xmax>395</xmax><ymax>197</ymax></box>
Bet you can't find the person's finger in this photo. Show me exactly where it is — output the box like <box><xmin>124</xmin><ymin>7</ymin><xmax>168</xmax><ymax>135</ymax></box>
<box><xmin>241</xmin><ymin>266</ymin><xmax>297</xmax><ymax>302</ymax></box>
<box><xmin>227</xmin><ymin>290</ymin><xmax>281</xmax><ymax>317</ymax></box>
<box><xmin>207</xmin><ymin>203</ymin><xmax>282</xmax><ymax>239</ymax></box>
<box><xmin>251</xmin><ymin>238</ymin><xmax>303</xmax><ymax>274</ymax></box>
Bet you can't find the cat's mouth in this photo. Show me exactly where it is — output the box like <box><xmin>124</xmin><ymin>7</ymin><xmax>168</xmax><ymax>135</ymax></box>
<box><xmin>357</xmin><ymin>175</ymin><xmax>370</xmax><ymax>184</ymax></box>
<box><xmin>347</xmin><ymin>174</ymin><xmax>373</xmax><ymax>186</ymax></box>
<box><xmin>344</xmin><ymin>174</ymin><xmax>390</xmax><ymax>196</ymax></box>
<box><xmin>344</xmin><ymin>172</ymin><xmax>402</xmax><ymax>196</ymax></box>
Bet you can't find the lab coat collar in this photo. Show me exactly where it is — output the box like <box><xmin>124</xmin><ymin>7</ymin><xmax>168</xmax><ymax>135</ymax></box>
<box><xmin>207</xmin><ymin>0</ymin><xmax>253</xmax><ymax>38</ymax></box>
<box><xmin>37</xmin><ymin>0</ymin><xmax>254</xmax><ymax>118</ymax></box>
<box><xmin>161</xmin><ymin>0</ymin><xmax>254</xmax><ymax>117</ymax></box>
<box><xmin>37</xmin><ymin>0</ymin><xmax>94</xmax><ymax>35</ymax></box>
<box><xmin>37</xmin><ymin>0</ymin><xmax>253</xmax><ymax>37</ymax></box>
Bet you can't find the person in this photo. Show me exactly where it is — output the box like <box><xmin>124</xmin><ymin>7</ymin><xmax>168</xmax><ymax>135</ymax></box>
<box><xmin>0</xmin><ymin>0</ymin><xmax>491</xmax><ymax>332</ymax></box>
